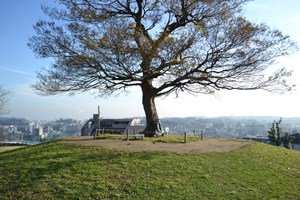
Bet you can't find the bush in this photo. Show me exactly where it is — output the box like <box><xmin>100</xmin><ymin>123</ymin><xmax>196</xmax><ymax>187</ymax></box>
<box><xmin>283</xmin><ymin>132</ymin><xmax>295</xmax><ymax>149</ymax></box>
<box><xmin>267</xmin><ymin>118</ymin><xmax>282</xmax><ymax>146</ymax></box>
<box><xmin>267</xmin><ymin>118</ymin><xmax>295</xmax><ymax>149</ymax></box>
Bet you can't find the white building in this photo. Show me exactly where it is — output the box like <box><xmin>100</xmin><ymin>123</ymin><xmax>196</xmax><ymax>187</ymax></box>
<box><xmin>81</xmin><ymin>115</ymin><xmax>145</xmax><ymax>136</ymax></box>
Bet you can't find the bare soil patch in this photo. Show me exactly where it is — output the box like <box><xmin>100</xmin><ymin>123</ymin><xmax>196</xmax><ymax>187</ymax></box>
<box><xmin>63</xmin><ymin>136</ymin><xmax>251</xmax><ymax>153</ymax></box>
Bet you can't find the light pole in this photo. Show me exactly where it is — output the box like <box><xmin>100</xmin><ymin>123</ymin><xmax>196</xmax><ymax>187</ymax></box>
<box><xmin>98</xmin><ymin>106</ymin><xmax>101</xmax><ymax>135</ymax></box>
<box><xmin>4</xmin><ymin>126</ymin><xmax>7</xmax><ymax>141</ymax></box>
<box><xmin>94</xmin><ymin>105</ymin><xmax>101</xmax><ymax>139</ymax></box>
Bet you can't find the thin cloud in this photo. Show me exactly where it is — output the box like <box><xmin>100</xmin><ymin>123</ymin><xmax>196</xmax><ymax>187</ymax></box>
<box><xmin>0</xmin><ymin>66</ymin><xmax>35</xmax><ymax>76</ymax></box>
<box><xmin>246</xmin><ymin>2</ymin><xmax>272</xmax><ymax>10</ymax></box>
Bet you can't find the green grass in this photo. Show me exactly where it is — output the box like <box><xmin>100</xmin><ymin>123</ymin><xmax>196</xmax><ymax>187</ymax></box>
<box><xmin>0</xmin><ymin>140</ymin><xmax>299</xmax><ymax>199</ymax></box>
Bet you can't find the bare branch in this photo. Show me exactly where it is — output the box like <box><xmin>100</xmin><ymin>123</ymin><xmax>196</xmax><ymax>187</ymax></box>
<box><xmin>29</xmin><ymin>0</ymin><xmax>297</xmax><ymax>135</ymax></box>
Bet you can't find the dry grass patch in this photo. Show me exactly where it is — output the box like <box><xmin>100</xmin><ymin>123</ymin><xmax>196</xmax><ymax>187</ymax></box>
<box><xmin>0</xmin><ymin>146</ymin><xmax>25</xmax><ymax>152</ymax></box>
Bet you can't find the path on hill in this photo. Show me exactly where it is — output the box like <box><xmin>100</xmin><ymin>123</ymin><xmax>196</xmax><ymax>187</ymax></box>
<box><xmin>63</xmin><ymin>136</ymin><xmax>251</xmax><ymax>153</ymax></box>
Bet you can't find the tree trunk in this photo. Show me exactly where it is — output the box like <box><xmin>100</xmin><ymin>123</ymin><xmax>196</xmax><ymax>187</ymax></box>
<box><xmin>141</xmin><ymin>80</ymin><xmax>162</xmax><ymax>137</ymax></box>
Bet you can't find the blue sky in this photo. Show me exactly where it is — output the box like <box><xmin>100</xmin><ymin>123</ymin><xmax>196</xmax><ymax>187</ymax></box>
<box><xmin>0</xmin><ymin>0</ymin><xmax>300</xmax><ymax>120</ymax></box>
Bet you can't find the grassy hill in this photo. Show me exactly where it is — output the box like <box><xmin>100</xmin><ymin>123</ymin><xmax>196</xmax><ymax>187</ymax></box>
<box><xmin>0</xmin><ymin>140</ymin><xmax>299</xmax><ymax>199</ymax></box>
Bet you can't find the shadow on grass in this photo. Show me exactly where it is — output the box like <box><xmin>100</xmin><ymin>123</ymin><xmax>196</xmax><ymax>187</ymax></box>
<box><xmin>0</xmin><ymin>140</ymin><xmax>159</xmax><ymax>198</ymax></box>
<box><xmin>0</xmin><ymin>141</ymin><xmax>162</xmax><ymax>197</ymax></box>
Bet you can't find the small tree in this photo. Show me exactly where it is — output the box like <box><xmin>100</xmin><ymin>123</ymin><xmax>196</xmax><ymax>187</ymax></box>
<box><xmin>283</xmin><ymin>132</ymin><xmax>295</xmax><ymax>149</ymax></box>
<box><xmin>267</xmin><ymin>118</ymin><xmax>282</xmax><ymax>146</ymax></box>
<box><xmin>0</xmin><ymin>85</ymin><xmax>11</xmax><ymax>115</ymax></box>
<box><xmin>267</xmin><ymin>118</ymin><xmax>296</xmax><ymax>149</ymax></box>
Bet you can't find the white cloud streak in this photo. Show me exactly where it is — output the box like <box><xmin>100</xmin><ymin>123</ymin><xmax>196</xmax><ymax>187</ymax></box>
<box><xmin>0</xmin><ymin>66</ymin><xmax>35</xmax><ymax>76</ymax></box>
<box><xmin>245</xmin><ymin>2</ymin><xmax>272</xmax><ymax>10</ymax></box>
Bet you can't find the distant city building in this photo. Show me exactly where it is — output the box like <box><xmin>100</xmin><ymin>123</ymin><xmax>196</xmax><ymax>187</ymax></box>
<box><xmin>81</xmin><ymin>114</ymin><xmax>145</xmax><ymax>136</ymax></box>
<box><xmin>33</xmin><ymin>127</ymin><xmax>44</xmax><ymax>139</ymax></box>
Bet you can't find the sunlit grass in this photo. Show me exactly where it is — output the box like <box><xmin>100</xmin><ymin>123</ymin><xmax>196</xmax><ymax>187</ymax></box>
<box><xmin>0</xmin><ymin>140</ymin><xmax>299</xmax><ymax>199</ymax></box>
<box><xmin>0</xmin><ymin>146</ymin><xmax>25</xmax><ymax>152</ymax></box>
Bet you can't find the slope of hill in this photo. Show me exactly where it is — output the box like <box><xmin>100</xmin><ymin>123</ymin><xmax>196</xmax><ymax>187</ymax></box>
<box><xmin>0</xmin><ymin>139</ymin><xmax>299</xmax><ymax>199</ymax></box>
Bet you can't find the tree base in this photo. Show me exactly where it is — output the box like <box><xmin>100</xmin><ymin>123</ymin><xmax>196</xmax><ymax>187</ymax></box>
<box><xmin>144</xmin><ymin>131</ymin><xmax>163</xmax><ymax>137</ymax></box>
<box><xmin>143</xmin><ymin>120</ymin><xmax>163</xmax><ymax>137</ymax></box>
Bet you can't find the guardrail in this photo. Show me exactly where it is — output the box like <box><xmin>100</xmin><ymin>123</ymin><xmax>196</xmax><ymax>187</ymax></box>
<box><xmin>0</xmin><ymin>140</ymin><xmax>40</xmax><ymax>146</ymax></box>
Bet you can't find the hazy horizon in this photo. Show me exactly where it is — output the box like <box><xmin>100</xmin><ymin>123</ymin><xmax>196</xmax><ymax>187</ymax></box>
<box><xmin>1</xmin><ymin>114</ymin><xmax>299</xmax><ymax>122</ymax></box>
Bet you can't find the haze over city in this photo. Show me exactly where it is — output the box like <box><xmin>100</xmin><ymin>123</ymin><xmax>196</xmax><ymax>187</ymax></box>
<box><xmin>1</xmin><ymin>0</ymin><xmax>300</xmax><ymax>120</ymax></box>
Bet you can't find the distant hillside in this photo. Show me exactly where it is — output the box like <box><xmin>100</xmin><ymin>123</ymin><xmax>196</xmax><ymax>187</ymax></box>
<box><xmin>0</xmin><ymin>139</ymin><xmax>299</xmax><ymax>199</ymax></box>
<box><xmin>157</xmin><ymin>116</ymin><xmax>300</xmax><ymax>137</ymax></box>
<box><xmin>0</xmin><ymin>117</ymin><xmax>29</xmax><ymax>126</ymax></box>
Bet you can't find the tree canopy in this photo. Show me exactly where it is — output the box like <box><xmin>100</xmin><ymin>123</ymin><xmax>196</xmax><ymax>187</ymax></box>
<box><xmin>29</xmin><ymin>0</ymin><xmax>297</xmax><ymax>136</ymax></box>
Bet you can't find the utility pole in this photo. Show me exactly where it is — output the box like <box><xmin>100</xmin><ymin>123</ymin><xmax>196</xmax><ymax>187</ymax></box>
<box><xmin>98</xmin><ymin>105</ymin><xmax>101</xmax><ymax>136</ymax></box>
<box><xmin>94</xmin><ymin>106</ymin><xmax>101</xmax><ymax>139</ymax></box>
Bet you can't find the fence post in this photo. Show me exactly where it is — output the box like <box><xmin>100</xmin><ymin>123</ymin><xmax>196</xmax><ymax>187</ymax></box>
<box><xmin>126</xmin><ymin>129</ymin><xmax>129</xmax><ymax>141</ymax></box>
<box><xmin>184</xmin><ymin>132</ymin><xmax>187</xmax><ymax>143</ymax></box>
<box><xmin>201</xmin><ymin>130</ymin><xmax>203</xmax><ymax>140</ymax></box>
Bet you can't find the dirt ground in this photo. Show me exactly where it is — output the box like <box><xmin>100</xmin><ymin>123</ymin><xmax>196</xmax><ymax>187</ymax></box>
<box><xmin>62</xmin><ymin>136</ymin><xmax>252</xmax><ymax>153</ymax></box>
<box><xmin>0</xmin><ymin>146</ymin><xmax>25</xmax><ymax>153</ymax></box>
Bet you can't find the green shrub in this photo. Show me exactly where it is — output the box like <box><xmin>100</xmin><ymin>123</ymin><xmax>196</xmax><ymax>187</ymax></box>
<box><xmin>283</xmin><ymin>132</ymin><xmax>295</xmax><ymax>149</ymax></box>
<box><xmin>267</xmin><ymin>118</ymin><xmax>296</xmax><ymax>149</ymax></box>
<box><xmin>267</xmin><ymin>118</ymin><xmax>282</xmax><ymax>146</ymax></box>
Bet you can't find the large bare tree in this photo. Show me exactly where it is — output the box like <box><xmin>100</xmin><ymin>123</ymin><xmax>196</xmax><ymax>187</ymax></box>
<box><xmin>29</xmin><ymin>0</ymin><xmax>296</xmax><ymax>137</ymax></box>
<box><xmin>0</xmin><ymin>85</ymin><xmax>11</xmax><ymax>115</ymax></box>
